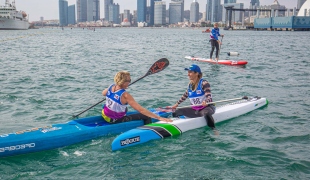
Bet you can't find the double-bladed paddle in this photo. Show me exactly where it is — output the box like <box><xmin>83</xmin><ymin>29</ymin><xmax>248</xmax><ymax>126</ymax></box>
<box><xmin>72</xmin><ymin>58</ymin><xmax>170</xmax><ymax>118</ymax></box>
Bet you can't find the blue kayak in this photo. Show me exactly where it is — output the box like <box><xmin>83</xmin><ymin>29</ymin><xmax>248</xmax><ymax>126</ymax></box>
<box><xmin>0</xmin><ymin>109</ymin><xmax>171</xmax><ymax>158</ymax></box>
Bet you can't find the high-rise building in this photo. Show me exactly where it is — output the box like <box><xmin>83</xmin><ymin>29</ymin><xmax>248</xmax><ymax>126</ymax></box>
<box><xmin>124</xmin><ymin>10</ymin><xmax>131</xmax><ymax>23</ymax></box>
<box><xmin>154</xmin><ymin>1</ymin><xmax>166</xmax><ymax>25</ymax></box>
<box><xmin>68</xmin><ymin>4</ymin><xmax>76</xmax><ymax>25</ymax></box>
<box><xmin>109</xmin><ymin>3</ymin><xmax>120</xmax><ymax>23</ymax></box>
<box><xmin>87</xmin><ymin>0</ymin><xmax>100</xmax><ymax>21</ymax></box>
<box><xmin>77</xmin><ymin>0</ymin><xmax>99</xmax><ymax>22</ymax></box>
<box><xmin>297</xmin><ymin>0</ymin><xmax>306</xmax><ymax>9</ymax></box>
<box><xmin>59</xmin><ymin>0</ymin><xmax>68</xmax><ymax>26</ymax></box>
<box><xmin>206</xmin><ymin>0</ymin><xmax>221</xmax><ymax>23</ymax></box>
<box><xmin>223</xmin><ymin>3</ymin><xmax>243</xmax><ymax>22</ymax></box>
<box><xmin>224</xmin><ymin>0</ymin><xmax>236</xmax><ymax>3</ymax></box>
<box><xmin>259</xmin><ymin>0</ymin><xmax>286</xmax><ymax>17</ymax></box>
<box><xmin>133</xmin><ymin>10</ymin><xmax>137</xmax><ymax>25</ymax></box>
<box><xmin>149</xmin><ymin>0</ymin><xmax>161</xmax><ymax>26</ymax></box>
<box><xmin>250</xmin><ymin>0</ymin><xmax>260</xmax><ymax>16</ymax></box>
<box><xmin>250</xmin><ymin>0</ymin><xmax>260</xmax><ymax>6</ymax></box>
<box><xmin>77</xmin><ymin>0</ymin><xmax>87</xmax><ymax>22</ymax></box>
<box><xmin>137</xmin><ymin>0</ymin><xmax>147</xmax><ymax>22</ymax></box>
<box><xmin>169</xmin><ymin>0</ymin><xmax>184</xmax><ymax>24</ymax></box>
<box><xmin>104</xmin><ymin>0</ymin><xmax>113</xmax><ymax>20</ymax></box>
<box><xmin>77</xmin><ymin>0</ymin><xmax>80</xmax><ymax>21</ymax></box>
<box><xmin>190</xmin><ymin>0</ymin><xmax>199</xmax><ymax>23</ymax></box>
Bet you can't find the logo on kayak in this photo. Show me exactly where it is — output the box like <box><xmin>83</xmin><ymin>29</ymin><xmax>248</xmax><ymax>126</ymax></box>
<box><xmin>231</xmin><ymin>61</ymin><xmax>238</xmax><ymax>65</ymax></box>
<box><xmin>120</xmin><ymin>136</ymin><xmax>140</xmax><ymax>146</ymax></box>
<box><xmin>41</xmin><ymin>127</ymin><xmax>62</xmax><ymax>133</ymax></box>
<box><xmin>0</xmin><ymin>143</ymin><xmax>35</xmax><ymax>153</ymax></box>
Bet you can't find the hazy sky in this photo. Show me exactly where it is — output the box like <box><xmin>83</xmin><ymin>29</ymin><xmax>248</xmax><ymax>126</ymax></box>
<box><xmin>5</xmin><ymin>0</ymin><xmax>298</xmax><ymax>21</ymax></box>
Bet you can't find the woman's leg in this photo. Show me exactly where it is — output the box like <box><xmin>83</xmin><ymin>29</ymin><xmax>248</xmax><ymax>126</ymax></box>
<box><xmin>173</xmin><ymin>107</ymin><xmax>201</xmax><ymax>118</ymax></box>
<box><xmin>198</xmin><ymin>106</ymin><xmax>216</xmax><ymax>129</ymax></box>
<box><xmin>215</xmin><ymin>41</ymin><xmax>220</xmax><ymax>60</ymax></box>
<box><xmin>210</xmin><ymin>40</ymin><xmax>216</xmax><ymax>59</ymax></box>
<box><xmin>110</xmin><ymin>113</ymin><xmax>152</xmax><ymax>125</ymax></box>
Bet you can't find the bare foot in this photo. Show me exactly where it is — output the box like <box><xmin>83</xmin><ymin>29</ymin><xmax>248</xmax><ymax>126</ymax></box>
<box><xmin>213</xmin><ymin>129</ymin><xmax>220</xmax><ymax>135</ymax></box>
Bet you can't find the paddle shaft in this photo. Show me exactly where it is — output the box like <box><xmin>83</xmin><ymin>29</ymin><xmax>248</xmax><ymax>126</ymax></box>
<box><xmin>218</xmin><ymin>36</ymin><xmax>223</xmax><ymax>60</ymax></box>
<box><xmin>177</xmin><ymin>96</ymin><xmax>247</xmax><ymax>109</ymax></box>
<box><xmin>191</xmin><ymin>47</ymin><xmax>205</xmax><ymax>57</ymax></box>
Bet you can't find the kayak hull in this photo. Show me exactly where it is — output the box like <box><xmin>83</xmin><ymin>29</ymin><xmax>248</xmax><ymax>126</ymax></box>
<box><xmin>0</xmin><ymin>109</ymin><xmax>170</xmax><ymax>158</ymax></box>
<box><xmin>111</xmin><ymin>97</ymin><xmax>268</xmax><ymax>151</ymax></box>
<box><xmin>184</xmin><ymin>56</ymin><xmax>248</xmax><ymax>66</ymax></box>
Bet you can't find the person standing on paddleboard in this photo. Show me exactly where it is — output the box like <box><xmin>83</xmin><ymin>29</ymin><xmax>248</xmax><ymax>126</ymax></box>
<box><xmin>171</xmin><ymin>64</ymin><xmax>217</xmax><ymax>131</ymax></box>
<box><xmin>102</xmin><ymin>71</ymin><xmax>172</xmax><ymax>125</ymax></box>
<box><xmin>210</xmin><ymin>22</ymin><xmax>224</xmax><ymax>61</ymax></box>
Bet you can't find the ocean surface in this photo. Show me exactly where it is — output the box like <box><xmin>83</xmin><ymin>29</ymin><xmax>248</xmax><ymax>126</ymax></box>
<box><xmin>0</xmin><ymin>27</ymin><xmax>309</xmax><ymax>179</ymax></box>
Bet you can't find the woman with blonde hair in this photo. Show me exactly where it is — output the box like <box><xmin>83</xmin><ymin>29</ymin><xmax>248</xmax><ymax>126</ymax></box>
<box><xmin>102</xmin><ymin>71</ymin><xmax>172</xmax><ymax>125</ymax></box>
<box><xmin>171</xmin><ymin>64</ymin><xmax>216</xmax><ymax>130</ymax></box>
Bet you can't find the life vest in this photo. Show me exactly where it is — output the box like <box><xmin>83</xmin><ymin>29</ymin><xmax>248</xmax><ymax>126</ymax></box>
<box><xmin>188</xmin><ymin>79</ymin><xmax>207</xmax><ymax>110</ymax></box>
<box><xmin>102</xmin><ymin>84</ymin><xmax>127</xmax><ymax>120</ymax></box>
<box><xmin>210</xmin><ymin>28</ymin><xmax>220</xmax><ymax>40</ymax></box>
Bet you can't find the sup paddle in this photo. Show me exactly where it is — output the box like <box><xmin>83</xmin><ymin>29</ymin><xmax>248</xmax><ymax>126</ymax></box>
<box><xmin>217</xmin><ymin>36</ymin><xmax>224</xmax><ymax>62</ymax></box>
<box><xmin>156</xmin><ymin>96</ymin><xmax>248</xmax><ymax>112</ymax></box>
<box><xmin>72</xmin><ymin>58</ymin><xmax>170</xmax><ymax>118</ymax></box>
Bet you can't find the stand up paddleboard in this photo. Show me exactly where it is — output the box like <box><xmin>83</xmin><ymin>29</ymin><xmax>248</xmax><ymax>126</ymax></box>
<box><xmin>184</xmin><ymin>56</ymin><xmax>248</xmax><ymax>66</ymax></box>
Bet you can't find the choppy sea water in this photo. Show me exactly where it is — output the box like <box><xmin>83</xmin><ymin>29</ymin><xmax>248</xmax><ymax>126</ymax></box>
<box><xmin>0</xmin><ymin>27</ymin><xmax>309</xmax><ymax>179</ymax></box>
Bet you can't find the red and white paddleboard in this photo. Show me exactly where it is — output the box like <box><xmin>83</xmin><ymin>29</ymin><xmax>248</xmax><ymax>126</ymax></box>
<box><xmin>184</xmin><ymin>56</ymin><xmax>248</xmax><ymax>66</ymax></box>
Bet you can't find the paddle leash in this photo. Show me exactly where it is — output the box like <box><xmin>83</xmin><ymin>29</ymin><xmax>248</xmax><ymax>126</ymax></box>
<box><xmin>72</xmin><ymin>58</ymin><xmax>170</xmax><ymax>118</ymax></box>
<box><xmin>191</xmin><ymin>47</ymin><xmax>205</xmax><ymax>57</ymax></box>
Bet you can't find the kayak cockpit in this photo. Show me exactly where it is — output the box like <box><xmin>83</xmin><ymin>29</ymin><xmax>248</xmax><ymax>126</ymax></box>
<box><xmin>68</xmin><ymin>116</ymin><xmax>110</xmax><ymax>127</ymax></box>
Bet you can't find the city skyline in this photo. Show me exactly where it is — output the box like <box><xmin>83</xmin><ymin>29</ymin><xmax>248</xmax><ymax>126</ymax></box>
<box><xmin>6</xmin><ymin>0</ymin><xmax>298</xmax><ymax>21</ymax></box>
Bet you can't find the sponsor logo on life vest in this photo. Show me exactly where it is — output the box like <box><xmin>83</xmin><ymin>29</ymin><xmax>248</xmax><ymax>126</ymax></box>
<box><xmin>0</xmin><ymin>143</ymin><xmax>35</xmax><ymax>153</ymax></box>
<box><xmin>120</xmin><ymin>136</ymin><xmax>140</xmax><ymax>146</ymax></box>
<box><xmin>114</xmin><ymin>94</ymin><xmax>119</xmax><ymax>100</ymax></box>
<box><xmin>196</xmin><ymin>90</ymin><xmax>202</xmax><ymax>94</ymax></box>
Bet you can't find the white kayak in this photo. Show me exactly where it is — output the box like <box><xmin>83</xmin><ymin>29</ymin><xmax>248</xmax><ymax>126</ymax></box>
<box><xmin>111</xmin><ymin>97</ymin><xmax>268</xmax><ymax>151</ymax></box>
